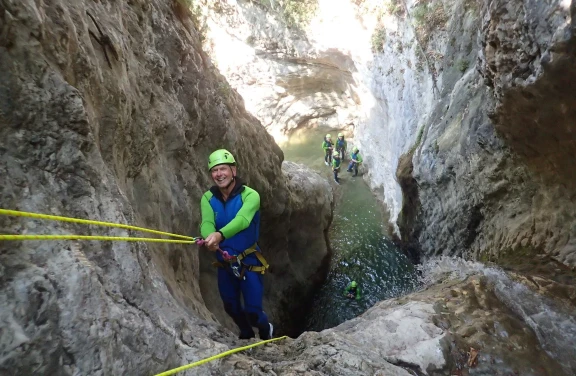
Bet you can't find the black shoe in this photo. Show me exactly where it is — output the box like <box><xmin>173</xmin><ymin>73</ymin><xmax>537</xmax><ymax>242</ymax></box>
<box><xmin>259</xmin><ymin>323</ymin><xmax>273</xmax><ymax>340</ymax></box>
<box><xmin>239</xmin><ymin>331</ymin><xmax>256</xmax><ymax>340</ymax></box>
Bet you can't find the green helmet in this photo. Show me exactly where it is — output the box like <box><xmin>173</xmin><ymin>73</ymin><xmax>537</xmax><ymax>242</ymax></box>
<box><xmin>208</xmin><ymin>149</ymin><xmax>236</xmax><ymax>170</ymax></box>
<box><xmin>353</xmin><ymin>146</ymin><xmax>359</xmax><ymax>153</ymax></box>
<box><xmin>326</xmin><ymin>134</ymin><xmax>332</xmax><ymax>139</ymax></box>
<box><xmin>338</xmin><ymin>132</ymin><xmax>344</xmax><ymax>137</ymax></box>
<box><xmin>351</xmin><ymin>281</ymin><xmax>357</xmax><ymax>287</ymax></box>
<box><xmin>333</xmin><ymin>151</ymin><xmax>340</xmax><ymax>157</ymax></box>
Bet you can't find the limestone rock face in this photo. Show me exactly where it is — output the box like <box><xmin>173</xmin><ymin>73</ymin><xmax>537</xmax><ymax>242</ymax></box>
<box><xmin>201</xmin><ymin>0</ymin><xmax>364</xmax><ymax>142</ymax></box>
<box><xmin>354</xmin><ymin>0</ymin><xmax>576</xmax><ymax>267</ymax></box>
<box><xmin>407</xmin><ymin>0</ymin><xmax>576</xmax><ymax>266</ymax></box>
<box><xmin>217</xmin><ymin>259</ymin><xmax>575</xmax><ymax>375</ymax></box>
<box><xmin>0</xmin><ymin>0</ymin><xmax>332</xmax><ymax>373</ymax></box>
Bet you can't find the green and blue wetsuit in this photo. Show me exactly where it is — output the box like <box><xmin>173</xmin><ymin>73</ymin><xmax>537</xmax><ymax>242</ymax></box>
<box><xmin>347</xmin><ymin>151</ymin><xmax>363</xmax><ymax>176</ymax></box>
<box><xmin>200</xmin><ymin>178</ymin><xmax>270</xmax><ymax>339</ymax></box>
<box><xmin>332</xmin><ymin>156</ymin><xmax>341</xmax><ymax>183</ymax></box>
<box><xmin>322</xmin><ymin>139</ymin><xmax>334</xmax><ymax>164</ymax></box>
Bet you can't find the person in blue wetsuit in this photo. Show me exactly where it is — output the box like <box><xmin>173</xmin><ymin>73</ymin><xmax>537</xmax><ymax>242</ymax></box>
<box><xmin>200</xmin><ymin>149</ymin><xmax>273</xmax><ymax>340</ymax></box>
<box><xmin>335</xmin><ymin>132</ymin><xmax>347</xmax><ymax>161</ymax></box>
<box><xmin>347</xmin><ymin>146</ymin><xmax>363</xmax><ymax>177</ymax></box>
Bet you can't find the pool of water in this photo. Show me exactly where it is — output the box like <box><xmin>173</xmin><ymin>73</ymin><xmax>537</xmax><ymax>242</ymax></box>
<box><xmin>280</xmin><ymin>126</ymin><xmax>419</xmax><ymax>331</ymax></box>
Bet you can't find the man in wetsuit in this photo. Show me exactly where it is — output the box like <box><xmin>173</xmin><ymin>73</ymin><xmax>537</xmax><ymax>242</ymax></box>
<box><xmin>200</xmin><ymin>149</ymin><xmax>273</xmax><ymax>340</ymax></box>
<box><xmin>347</xmin><ymin>146</ymin><xmax>363</xmax><ymax>177</ymax></box>
<box><xmin>335</xmin><ymin>132</ymin><xmax>347</xmax><ymax>161</ymax></box>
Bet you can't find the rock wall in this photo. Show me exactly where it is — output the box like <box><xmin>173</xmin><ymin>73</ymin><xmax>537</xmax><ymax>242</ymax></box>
<box><xmin>205</xmin><ymin>258</ymin><xmax>576</xmax><ymax>375</ymax></box>
<box><xmin>334</xmin><ymin>0</ymin><xmax>576</xmax><ymax>267</ymax></box>
<box><xmin>0</xmin><ymin>0</ymin><xmax>332</xmax><ymax>373</ymax></box>
<box><xmin>194</xmin><ymin>0</ymin><xmax>576</xmax><ymax>267</ymax></box>
<box><xmin>402</xmin><ymin>0</ymin><xmax>576</xmax><ymax>267</ymax></box>
<box><xmin>200</xmin><ymin>0</ymin><xmax>366</xmax><ymax>142</ymax></box>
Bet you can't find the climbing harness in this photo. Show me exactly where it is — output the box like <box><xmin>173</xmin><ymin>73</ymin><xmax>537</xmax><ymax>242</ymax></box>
<box><xmin>211</xmin><ymin>244</ymin><xmax>270</xmax><ymax>280</ymax></box>
<box><xmin>153</xmin><ymin>336</ymin><xmax>288</xmax><ymax>376</ymax></box>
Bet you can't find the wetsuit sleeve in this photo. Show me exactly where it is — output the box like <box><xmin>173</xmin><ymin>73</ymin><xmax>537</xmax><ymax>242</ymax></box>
<box><xmin>356</xmin><ymin>287</ymin><xmax>361</xmax><ymax>300</ymax></box>
<box><xmin>322</xmin><ymin>141</ymin><xmax>328</xmax><ymax>150</ymax></box>
<box><xmin>218</xmin><ymin>188</ymin><xmax>260</xmax><ymax>239</ymax></box>
<box><xmin>357</xmin><ymin>154</ymin><xmax>363</xmax><ymax>163</ymax></box>
<box><xmin>200</xmin><ymin>192</ymin><xmax>216</xmax><ymax>238</ymax></box>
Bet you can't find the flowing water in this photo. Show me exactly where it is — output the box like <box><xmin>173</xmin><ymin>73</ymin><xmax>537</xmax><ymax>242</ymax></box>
<box><xmin>279</xmin><ymin>126</ymin><xmax>419</xmax><ymax>331</ymax></box>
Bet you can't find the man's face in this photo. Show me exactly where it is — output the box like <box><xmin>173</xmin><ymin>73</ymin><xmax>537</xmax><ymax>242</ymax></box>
<box><xmin>210</xmin><ymin>164</ymin><xmax>236</xmax><ymax>189</ymax></box>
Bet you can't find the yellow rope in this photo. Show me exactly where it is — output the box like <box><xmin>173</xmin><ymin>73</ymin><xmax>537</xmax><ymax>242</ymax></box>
<box><xmin>0</xmin><ymin>234</ymin><xmax>195</xmax><ymax>244</ymax></box>
<box><xmin>0</xmin><ymin>209</ymin><xmax>195</xmax><ymax>240</ymax></box>
<box><xmin>154</xmin><ymin>336</ymin><xmax>288</xmax><ymax>376</ymax></box>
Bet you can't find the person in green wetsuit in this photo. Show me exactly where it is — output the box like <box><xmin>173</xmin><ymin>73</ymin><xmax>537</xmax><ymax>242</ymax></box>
<box><xmin>347</xmin><ymin>146</ymin><xmax>363</xmax><ymax>177</ymax></box>
<box><xmin>322</xmin><ymin>134</ymin><xmax>334</xmax><ymax>166</ymax></box>
<box><xmin>335</xmin><ymin>132</ymin><xmax>347</xmax><ymax>161</ymax></box>
<box><xmin>344</xmin><ymin>281</ymin><xmax>361</xmax><ymax>300</ymax></box>
<box><xmin>200</xmin><ymin>149</ymin><xmax>273</xmax><ymax>340</ymax></box>
<box><xmin>332</xmin><ymin>150</ymin><xmax>342</xmax><ymax>184</ymax></box>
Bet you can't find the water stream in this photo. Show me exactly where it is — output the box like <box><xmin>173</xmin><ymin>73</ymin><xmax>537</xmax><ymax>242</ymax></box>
<box><xmin>279</xmin><ymin>126</ymin><xmax>419</xmax><ymax>331</ymax></box>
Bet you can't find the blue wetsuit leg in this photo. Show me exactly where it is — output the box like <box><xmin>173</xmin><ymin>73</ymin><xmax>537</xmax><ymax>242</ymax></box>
<box><xmin>218</xmin><ymin>268</ymin><xmax>254</xmax><ymax>338</ymax></box>
<box><xmin>240</xmin><ymin>271</ymin><xmax>271</xmax><ymax>339</ymax></box>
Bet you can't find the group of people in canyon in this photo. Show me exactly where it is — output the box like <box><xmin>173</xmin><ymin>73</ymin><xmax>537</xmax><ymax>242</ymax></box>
<box><xmin>321</xmin><ymin>133</ymin><xmax>363</xmax><ymax>184</ymax></box>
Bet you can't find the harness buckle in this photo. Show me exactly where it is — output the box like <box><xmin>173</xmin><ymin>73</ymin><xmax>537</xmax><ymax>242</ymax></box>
<box><xmin>230</xmin><ymin>259</ymin><xmax>245</xmax><ymax>280</ymax></box>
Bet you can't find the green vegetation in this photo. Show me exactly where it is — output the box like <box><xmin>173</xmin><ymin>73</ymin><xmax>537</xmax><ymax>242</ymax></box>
<box><xmin>254</xmin><ymin>0</ymin><xmax>318</xmax><ymax>29</ymax></box>
<box><xmin>386</xmin><ymin>0</ymin><xmax>404</xmax><ymax>16</ymax></box>
<box><xmin>415</xmin><ymin>48</ymin><xmax>425</xmax><ymax>72</ymax></box>
<box><xmin>456</xmin><ymin>59</ymin><xmax>469</xmax><ymax>73</ymax></box>
<box><xmin>409</xmin><ymin>125</ymin><xmax>425</xmax><ymax>154</ymax></box>
<box><xmin>173</xmin><ymin>0</ymin><xmax>207</xmax><ymax>39</ymax></box>
<box><xmin>371</xmin><ymin>26</ymin><xmax>386</xmax><ymax>53</ymax></box>
<box><xmin>411</xmin><ymin>1</ymin><xmax>448</xmax><ymax>50</ymax></box>
<box><xmin>218</xmin><ymin>81</ymin><xmax>232</xmax><ymax>97</ymax></box>
<box><xmin>412</xmin><ymin>4</ymin><xmax>427</xmax><ymax>25</ymax></box>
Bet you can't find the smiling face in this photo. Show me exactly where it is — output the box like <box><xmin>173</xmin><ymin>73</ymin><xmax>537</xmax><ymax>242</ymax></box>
<box><xmin>210</xmin><ymin>164</ymin><xmax>236</xmax><ymax>189</ymax></box>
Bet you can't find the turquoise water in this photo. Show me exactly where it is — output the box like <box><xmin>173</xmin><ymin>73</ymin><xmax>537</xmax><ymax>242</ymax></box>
<box><xmin>280</xmin><ymin>126</ymin><xmax>419</xmax><ymax>331</ymax></box>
